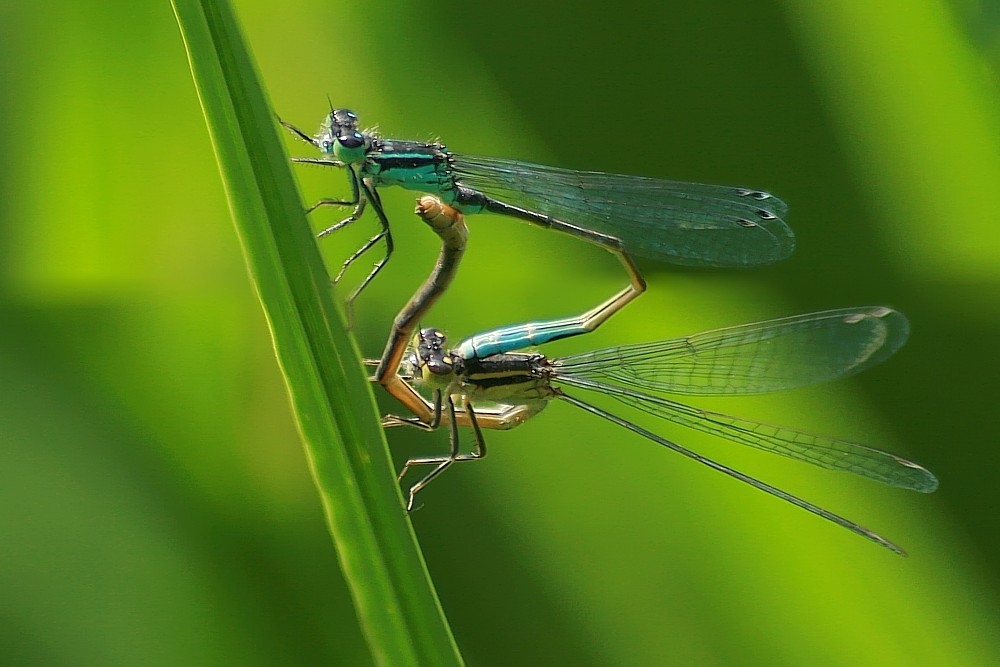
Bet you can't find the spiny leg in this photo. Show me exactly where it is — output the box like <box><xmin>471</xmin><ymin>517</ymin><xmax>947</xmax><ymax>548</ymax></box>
<box><xmin>389</xmin><ymin>390</ymin><xmax>444</xmax><ymax>436</ymax></box>
<box><xmin>338</xmin><ymin>180</ymin><xmax>394</xmax><ymax>328</ymax></box>
<box><xmin>332</xmin><ymin>226</ymin><xmax>387</xmax><ymax>285</ymax></box>
<box><xmin>291</xmin><ymin>156</ymin><xmax>371</xmax><ymax>266</ymax></box>
<box><xmin>281</xmin><ymin>120</ymin><xmax>391</xmax><ymax>326</ymax></box>
<box><xmin>400</xmin><ymin>400</ymin><xmax>488</xmax><ymax>511</ymax></box>
<box><xmin>279</xmin><ymin>117</ymin><xmax>364</xmax><ymax>226</ymax></box>
<box><xmin>314</xmin><ymin>166</ymin><xmax>364</xmax><ymax>234</ymax></box>
<box><xmin>277</xmin><ymin>117</ymin><xmax>316</xmax><ymax>145</ymax></box>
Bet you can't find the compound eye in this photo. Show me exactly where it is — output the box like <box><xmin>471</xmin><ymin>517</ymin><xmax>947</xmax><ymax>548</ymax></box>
<box><xmin>425</xmin><ymin>354</ymin><xmax>455</xmax><ymax>376</ymax></box>
<box><xmin>333</xmin><ymin>109</ymin><xmax>359</xmax><ymax>128</ymax></box>
<box><xmin>333</xmin><ymin>131</ymin><xmax>366</xmax><ymax>163</ymax></box>
<box><xmin>419</xmin><ymin>328</ymin><xmax>447</xmax><ymax>347</ymax></box>
<box><xmin>337</xmin><ymin>131</ymin><xmax>364</xmax><ymax>149</ymax></box>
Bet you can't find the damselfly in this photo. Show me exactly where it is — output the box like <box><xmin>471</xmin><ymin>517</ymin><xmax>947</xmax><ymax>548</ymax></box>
<box><xmin>281</xmin><ymin>109</ymin><xmax>794</xmax><ymax>329</ymax></box>
<box><xmin>387</xmin><ymin>308</ymin><xmax>937</xmax><ymax>555</ymax></box>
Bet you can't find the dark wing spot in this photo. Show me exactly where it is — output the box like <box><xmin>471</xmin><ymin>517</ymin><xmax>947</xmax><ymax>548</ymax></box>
<box><xmin>735</xmin><ymin>188</ymin><xmax>773</xmax><ymax>201</ymax></box>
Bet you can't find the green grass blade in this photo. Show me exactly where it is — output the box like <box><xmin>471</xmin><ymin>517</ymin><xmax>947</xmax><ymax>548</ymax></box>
<box><xmin>169</xmin><ymin>2</ymin><xmax>465</xmax><ymax>665</ymax></box>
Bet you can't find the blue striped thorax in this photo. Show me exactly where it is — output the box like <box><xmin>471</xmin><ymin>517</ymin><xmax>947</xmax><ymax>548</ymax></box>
<box><xmin>411</xmin><ymin>328</ymin><xmax>555</xmax><ymax>403</ymax></box>
<box><xmin>365</xmin><ymin>140</ymin><xmax>455</xmax><ymax>195</ymax></box>
<box><xmin>308</xmin><ymin>109</ymin><xmax>490</xmax><ymax>213</ymax></box>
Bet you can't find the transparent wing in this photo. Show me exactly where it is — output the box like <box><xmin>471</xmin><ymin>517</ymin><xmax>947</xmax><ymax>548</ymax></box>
<box><xmin>559</xmin><ymin>393</ymin><xmax>907</xmax><ymax>554</ymax></box>
<box><xmin>554</xmin><ymin>307</ymin><xmax>908</xmax><ymax>395</ymax></box>
<box><xmin>451</xmin><ymin>154</ymin><xmax>794</xmax><ymax>267</ymax></box>
<box><xmin>554</xmin><ymin>376</ymin><xmax>937</xmax><ymax>493</ymax></box>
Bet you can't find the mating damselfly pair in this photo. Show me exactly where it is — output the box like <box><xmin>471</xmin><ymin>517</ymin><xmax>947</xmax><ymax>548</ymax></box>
<box><xmin>282</xmin><ymin>108</ymin><xmax>936</xmax><ymax>554</ymax></box>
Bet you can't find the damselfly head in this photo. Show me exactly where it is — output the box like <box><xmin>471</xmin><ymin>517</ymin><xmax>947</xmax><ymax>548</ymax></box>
<box><xmin>412</xmin><ymin>328</ymin><xmax>457</xmax><ymax>387</ymax></box>
<box><xmin>311</xmin><ymin>108</ymin><xmax>367</xmax><ymax>163</ymax></box>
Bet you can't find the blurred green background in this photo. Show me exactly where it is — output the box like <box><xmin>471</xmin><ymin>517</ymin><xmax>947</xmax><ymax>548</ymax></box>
<box><xmin>3</xmin><ymin>0</ymin><xmax>1000</xmax><ymax>664</ymax></box>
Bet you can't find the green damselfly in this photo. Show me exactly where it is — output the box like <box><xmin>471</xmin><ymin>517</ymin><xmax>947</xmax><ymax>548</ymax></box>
<box><xmin>388</xmin><ymin>307</ymin><xmax>937</xmax><ymax>555</ymax></box>
<box><xmin>281</xmin><ymin>108</ymin><xmax>794</xmax><ymax>327</ymax></box>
